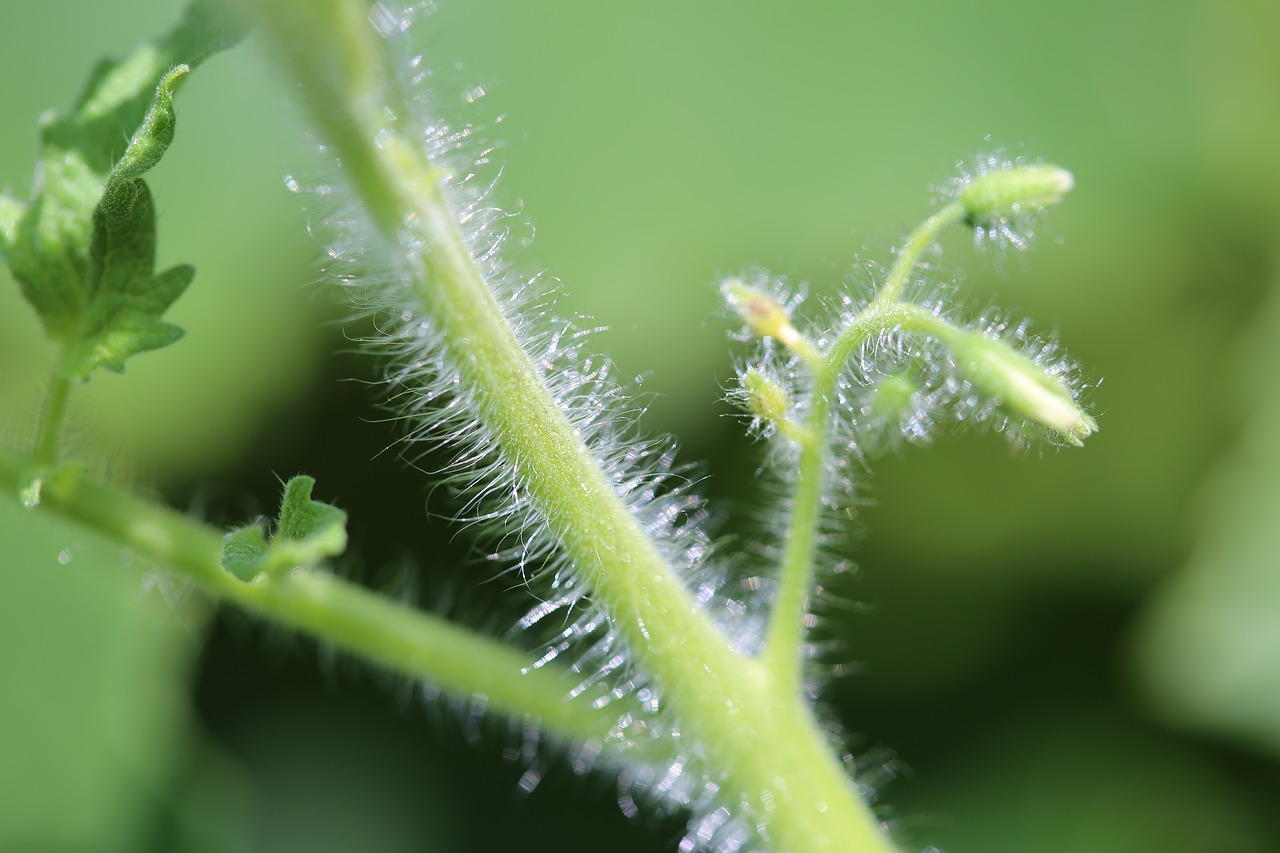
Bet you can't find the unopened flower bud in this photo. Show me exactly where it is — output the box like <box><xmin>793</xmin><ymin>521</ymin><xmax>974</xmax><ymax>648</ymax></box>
<box><xmin>721</xmin><ymin>278</ymin><xmax>805</xmax><ymax>351</ymax></box>
<box><xmin>867</xmin><ymin>371</ymin><xmax>919</xmax><ymax>423</ymax></box>
<box><xmin>740</xmin><ymin>367</ymin><xmax>790</xmax><ymax>422</ymax></box>
<box><xmin>951</xmin><ymin>158</ymin><xmax>1073</xmax><ymax>252</ymax></box>
<box><xmin>960</xmin><ymin>163</ymin><xmax>1073</xmax><ymax>222</ymax></box>
<box><xmin>949</xmin><ymin>329</ymin><xmax>1096</xmax><ymax>445</ymax></box>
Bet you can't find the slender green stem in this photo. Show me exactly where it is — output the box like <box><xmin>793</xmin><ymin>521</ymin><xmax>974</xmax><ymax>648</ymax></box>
<box><xmin>0</xmin><ymin>443</ymin><xmax>634</xmax><ymax>749</ymax></box>
<box><xmin>763</xmin><ymin>198</ymin><xmax>972</xmax><ymax>689</ymax></box>
<box><xmin>761</xmin><ymin>378</ymin><xmax>829</xmax><ymax>688</ymax></box>
<box><xmin>34</xmin><ymin>369</ymin><xmax>73</xmax><ymax>467</ymax></box>
<box><xmin>871</xmin><ymin>199</ymin><xmax>967</xmax><ymax>309</ymax></box>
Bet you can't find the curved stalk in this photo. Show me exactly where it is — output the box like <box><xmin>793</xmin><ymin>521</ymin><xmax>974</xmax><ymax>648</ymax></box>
<box><xmin>762</xmin><ymin>198</ymin><xmax>975</xmax><ymax>690</ymax></box>
<box><xmin>870</xmin><ymin>200</ymin><xmax>967</xmax><ymax>310</ymax></box>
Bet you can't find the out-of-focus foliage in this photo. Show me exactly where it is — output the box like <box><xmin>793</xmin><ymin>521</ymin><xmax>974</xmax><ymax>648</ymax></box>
<box><xmin>0</xmin><ymin>498</ymin><xmax>249</xmax><ymax>852</ymax></box>
<box><xmin>897</xmin><ymin>715</ymin><xmax>1266</xmax><ymax>853</ymax></box>
<box><xmin>2</xmin><ymin>0</ymin><xmax>1279</xmax><ymax>850</ymax></box>
<box><xmin>1134</xmin><ymin>269</ymin><xmax>1280</xmax><ymax>757</ymax></box>
<box><xmin>0</xmin><ymin>0</ymin><xmax>321</xmax><ymax>480</ymax></box>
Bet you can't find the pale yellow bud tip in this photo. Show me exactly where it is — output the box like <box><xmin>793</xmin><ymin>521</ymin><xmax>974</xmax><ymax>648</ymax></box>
<box><xmin>721</xmin><ymin>279</ymin><xmax>803</xmax><ymax>349</ymax></box>
<box><xmin>998</xmin><ymin>358</ymin><xmax>1096</xmax><ymax>445</ymax></box>
<box><xmin>950</xmin><ymin>329</ymin><xmax>1095</xmax><ymax>446</ymax></box>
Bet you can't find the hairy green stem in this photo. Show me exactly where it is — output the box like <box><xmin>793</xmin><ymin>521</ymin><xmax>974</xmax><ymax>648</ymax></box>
<box><xmin>764</xmin><ymin>196</ymin><xmax>973</xmax><ymax>690</ymax></box>
<box><xmin>761</xmin><ymin>382</ymin><xmax>829</xmax><ymax>689</ymax></box>
<box><xmin>0</xmin><ymin>443</ymin><xmax>628</xmax><ymax>747</ymax></box>
<box><xmin>34</xmin><ymin>370</ymin><xmax>72</xmax><ymax>467</ymax></box>
<box><xmin>871</xmin><ymin>199</ymin><xmax>967</xmax><ymax>309</ymax></box>
<box><xmin>247</xmin><ymin>1</ymin><xmax>901</xmax><ymax>848</ymax></box>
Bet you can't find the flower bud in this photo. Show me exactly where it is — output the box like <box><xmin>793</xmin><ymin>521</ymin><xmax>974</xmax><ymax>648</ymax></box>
<box><xmin>948</xmin><ymin>329</ymin><xmax>1096</xmax><ymax>445</ymax></box>
<box><xmin>960</xmin><ymin>163</ymin><xmax>1073</xmax><ymax>222</ymax></box>
<box><xmin>866</xmin><ymin>371</ymin><xmax>919</xmax><ymax>424</ymax></box>
<box><xmin>740</xmin><ymin>366</ymin><xmax>790</xmax><ymax>422</ymax></box>
<box><xmin>721</xmin><ymin>278</ymin><xmax>805</xmax><ymax>350</ymax></box>
<box><xmin>952</xmin><ymin>159</ymin><xmax>1073</xmax><ymax>252</ymax></box>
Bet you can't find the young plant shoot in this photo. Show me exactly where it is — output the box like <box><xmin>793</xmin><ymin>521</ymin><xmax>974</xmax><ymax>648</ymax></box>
<box><xmin>0</xmin><ymin>2</ymin><xmax>1095</xmax><ymax>851</ymax></box>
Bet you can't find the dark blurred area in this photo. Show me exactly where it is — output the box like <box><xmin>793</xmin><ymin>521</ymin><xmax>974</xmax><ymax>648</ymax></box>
<box><xmin>3</xmin><ymin>1</ymin><xmax>1279</xmax><ymax>851</ymax></box>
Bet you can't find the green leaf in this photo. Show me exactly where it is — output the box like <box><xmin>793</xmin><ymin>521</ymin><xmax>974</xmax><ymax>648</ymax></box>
<box><xmin>60</xmin><ymin>174</ymin><xmax>196</xmax><ymax>379</ymax></box>
<box><xmin>106</xmin><ymin>64</ymin><xmax>188</xmax><ymax>188</ymax></box>
<box><xmin>277</xmin><ymin>475</ymin><xmax>348</xmax><ymax>550</ymax></box>
<box><xmin>221</xmin><ymin>476</ymin><xmax>349</xmax><ymax>581</ymax></box>
<box><xmin>220</xmin><ymin>524</ymin><xmax>271</xmax><ymax>581</ymax></box>
<box><xmin>0</xmin><ymin>196</ymin><xmax>21</xmax><ymax>257</ymax></box>
<box><xmin>0</xmin><ymin>2</ymin><xmax>245</xmax><ymax>379</ymax></box>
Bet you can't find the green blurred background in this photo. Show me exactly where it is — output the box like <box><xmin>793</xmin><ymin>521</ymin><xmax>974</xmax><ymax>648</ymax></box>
<box><xmin>3</xmin><ymin>1</ymin><xmax>1279</xmax><ymax>850</ymax></box>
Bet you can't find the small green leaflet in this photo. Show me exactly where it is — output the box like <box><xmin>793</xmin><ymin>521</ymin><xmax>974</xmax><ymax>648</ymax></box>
<box><xmin>0</xmin><ymin>0</ymin><xmax>246</xmax><ymax>381</ymax></box>
<box><xmin>221</xmin><ymin>476</ymin><xmax>350</xmax><ymax>581</ymax></box>
<box><xmin>61</xmin><ymin>66</ymin><xmax>195</xmax><ymax>378</ymax></box>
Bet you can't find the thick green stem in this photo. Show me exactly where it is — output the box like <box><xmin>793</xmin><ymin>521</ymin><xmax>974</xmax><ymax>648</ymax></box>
<box><xmin>0</xmin><ymin>443</ymin><xmax>627</xmax><ymax>748</ymax></box>
<box><xmin>247</xmin><ymin>2</ymin><xmax>901</xmax><ymax>848</ymax></box>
